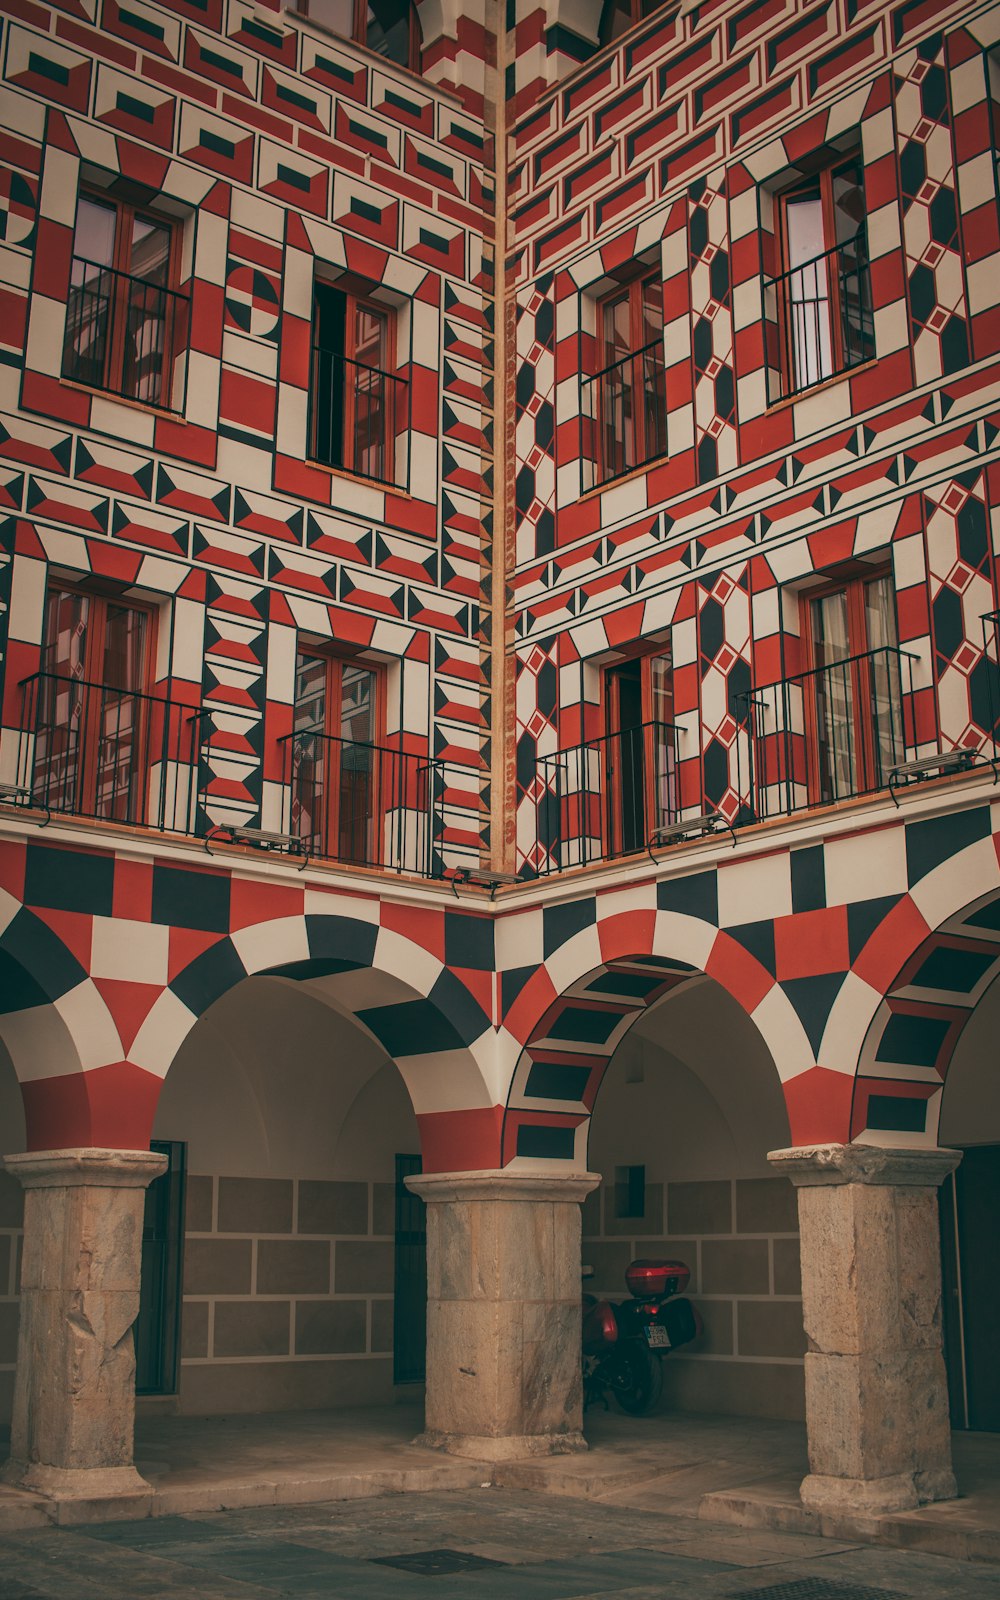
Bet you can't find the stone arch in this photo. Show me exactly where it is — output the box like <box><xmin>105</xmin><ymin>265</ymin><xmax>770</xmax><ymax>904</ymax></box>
<box><xmin>500</xmin><ymin>902</ymin><xmax>814</xmax><ymax>1166</ymax></box>
<box><xmin>853</xmin><ymin>884</ymin><xmax>1000</xmax><ymax>1145</ymax></box>
<box><xmin>0</xmin><ymin>891</ymin><xmax>137</xmax><ymax>1149</ymax></box>
<box><xmin>819</xmin><ymin>820</ymin><xmax>1000</xmax><ymax>1146</ymax></box>
<box><xmin>130</xmin><ymin>910</ymin><xmax>499</xmax><ymax>1171</ymax></box>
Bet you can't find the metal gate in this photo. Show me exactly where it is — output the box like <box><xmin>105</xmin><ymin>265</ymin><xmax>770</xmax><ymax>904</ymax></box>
<box><xmin>135</xmin><ymin>1139</ymin><xmax>186</xmax><ymax>1395</ymax></box>
<box><xmin>393</xmin><ymin>1153</ymin><xmax>426</xmax><ymax>1384</ymax></box>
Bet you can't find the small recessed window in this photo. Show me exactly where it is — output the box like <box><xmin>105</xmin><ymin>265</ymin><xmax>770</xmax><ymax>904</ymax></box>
<box><xmin>615</xmin><ymin>1164</ymin><xmax>646</xmax><ymax>1219</ymax></box>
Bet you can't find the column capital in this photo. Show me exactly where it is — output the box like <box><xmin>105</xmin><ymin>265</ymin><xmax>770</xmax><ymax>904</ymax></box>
<box><xmin>3</xmin><ymin>1148</ymin><xmax>167</xmax><ymax>1190</ymax></box>
<box><xmin>406</xmin><ymin>1168</ymin><xmax>601</xmax><ymax>1205</ymax></box>
<box><xmin>767</xmin><ymin>1142</ymin><xmax>961</xmax><ymax>1189</ymax></box>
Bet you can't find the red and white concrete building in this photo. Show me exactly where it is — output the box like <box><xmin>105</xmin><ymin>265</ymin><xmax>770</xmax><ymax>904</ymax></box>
<box><xmin>0</xmin><ymin>0</ymin><xmax>997</xmax><ymax>1520</ymax></box>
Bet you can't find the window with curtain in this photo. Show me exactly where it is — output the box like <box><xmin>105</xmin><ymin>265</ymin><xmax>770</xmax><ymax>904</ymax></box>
<box><xmin>803</xmin><ymin>570</ymin><xmax>902</xmax><ymax>803</ymax></box>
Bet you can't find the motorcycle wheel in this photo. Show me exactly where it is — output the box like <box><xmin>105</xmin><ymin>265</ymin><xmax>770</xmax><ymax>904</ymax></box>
<box><xmin>613</xmin><ymin>1339</ymin><xmax>663</xmax><ymax>1415</ymax></box>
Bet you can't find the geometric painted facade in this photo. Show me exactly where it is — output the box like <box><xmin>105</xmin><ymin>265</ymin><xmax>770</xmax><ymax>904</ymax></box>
<box><xmin>0</xmin><ymin>0</ymin><xmax>996</xmax><ymax>1181</ymax></box>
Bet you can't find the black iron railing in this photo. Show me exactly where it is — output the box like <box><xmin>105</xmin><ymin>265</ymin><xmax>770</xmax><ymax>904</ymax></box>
<box><xmin>736</xmin><ymin>646</ymin><xmax>916</xmax><ymax>819</ymax></box>
<box><xmin>581</xmin><ymin>337</ymin><xmax>667</xmax><ymax>490</ymax></box>
<box><xmin>310</xmin><ymin>347</ymin><xmax>408</xmax><ymax>488</ymax></box>
<box><xmin>280</xmin><ymin>730</ymin><xmax>444</xmax><ymax>876</ymax></box>
<box><xmin>981</xmin><ymin>612</ymin><xmax>1000</xmax><ymax>753</ymax></box>
<box><xmin>62</xmin><ymin>256</ymin><xmax>188</xmax><ymax>411</ymax></box>
<box><xmin>764</xmin><ymin>228</ymin><xmax>874</xmax><ymax>402</ymax></box>
<box><xmin>535</xmin><ymin>719</ymin><xmax>681</xmax><ymax>874</ymax></box>
<box><xmin>17</xmin><ymin>672</ymin><xmax>205</xmax><ymax>831</ymax></box>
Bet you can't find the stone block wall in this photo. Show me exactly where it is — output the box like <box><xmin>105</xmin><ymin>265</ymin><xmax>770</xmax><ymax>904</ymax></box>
<box><xmin>176</xmin><ymin>1172</ymin><xmax>403</xmax><ymax>1415</ymax></box>
<box><xmin>0</xmin><ymin>1168</ymin><xmax>21</xmax><ymax>1424</ymax></box>
<box><xmin>582</xmin><ymin>1174</ymin><xmax>805</xmax><ymax>1421</ymax></box>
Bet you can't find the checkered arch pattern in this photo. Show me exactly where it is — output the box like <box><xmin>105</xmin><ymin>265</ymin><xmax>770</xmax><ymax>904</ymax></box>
<box><xmin>0</xmin><ymin>838</ymin><xmax>499</xmax><ymax>1170</ymax></box>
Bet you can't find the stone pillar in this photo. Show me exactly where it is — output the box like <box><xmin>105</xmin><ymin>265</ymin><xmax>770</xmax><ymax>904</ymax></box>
<box><xmin>2</xmin><ymin>1147</ymin><xmax>167</xmax><ymax>1500</ymax></box>
<box><xmin>407</xmin><ymin>1169</ymin><xmax>599</xmax><ymax>1460</ymax></box>
<box><xmin>769</xmin><ymin>1142</ymin><xmax>960</xmax><ymax>1516</ymax></box>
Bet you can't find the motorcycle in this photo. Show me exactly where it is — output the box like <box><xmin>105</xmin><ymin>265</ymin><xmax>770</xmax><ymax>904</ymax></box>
<box><xmin>582</xmin><ymin>1257</ymin><xmax>699</xmax><ymax>1415</ymax></box>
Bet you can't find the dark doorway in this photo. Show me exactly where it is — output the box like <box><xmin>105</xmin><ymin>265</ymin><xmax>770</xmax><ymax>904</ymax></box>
<box><xmin>940</xmin><ymin>1145</ymin><xmax>1000</xmax><ymax>1430</ymax></box>
<box><xmin>136</xmin><ymin>1139</ymin><xmax>186</xmax><ymax>1395</ymax></box>
<box><xmin>393</xmin><ymin>1153</ymin><xmax>426</xmax><ymax>1384</ymax></box>
<box><xmin>606</xmin><ymin>658</ymin><xmax>645</xmax><ymax>855</ymax></box>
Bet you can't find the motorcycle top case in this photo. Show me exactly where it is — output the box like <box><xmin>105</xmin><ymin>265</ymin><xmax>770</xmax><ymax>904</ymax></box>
<box><xmin>625</xmin><ymin>1258</ymin><xmax>690</xmax><ymax>1298</ymax></box>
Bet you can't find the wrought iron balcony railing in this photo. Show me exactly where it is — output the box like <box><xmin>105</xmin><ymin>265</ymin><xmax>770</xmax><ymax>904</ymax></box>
<box><xmin>736</xmin><ymin>646</ymin><xmax>916</xmax><ymax>820</ymax></box>
<box><xmin>580</xmin><ymin>337</ymin><xmax>668</xmax><ymax>490</ymax></box>
<box><xmin>764</xmin><ymin>227</ymin><xmax>875</xmax><ymax>403</ymax></box>
<box><xmin>62</xmin><ymin>256</ymin><xmax>188</xmax><ymax>411</ymax></box>
<box><xmin>534</xmin><ymin>718</ymin><xmax>681</xmax><ymax>875</ymax></box>
<box><xmin>16</xmin><ymin>672</ymin><xmax>204</xmax><ymax>832</ymax></box>
<box><xmin>279</xmin><ymin>729</ymin><xmax>444</xmax><ymax>876</ymax></box>
<box><xmin>310</xmin><ymin>347</ymin><xmax>409</xmax><ymax>489</ymax></box>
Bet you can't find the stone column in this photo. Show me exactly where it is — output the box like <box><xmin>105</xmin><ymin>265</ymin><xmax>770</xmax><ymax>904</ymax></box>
<box><xmin>407</xmin><ymin>1169</ymin><xmax>600</xmax><ymax>1460</ymax></box>
<box><xmin>2</xmin><ymin>1147</ymin><xmax>167</xmax><ymax>1500</ymax></box>
<box><xmin>769</xmin><ymin>1142</ymin><xmax>960</xmax><ymax>1516</ymax></box>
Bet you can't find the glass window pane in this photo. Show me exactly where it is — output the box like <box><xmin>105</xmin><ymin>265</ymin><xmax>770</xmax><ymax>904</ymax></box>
<box><xmin>43</xmin><ymin>588</ymin><xmax>90</xmax><ymax>680</ymax></box>
<box><xmin>600</xmin><ymin>0</ymin><xmax>633</xmax><ymax>43</ymax></box>
<box><xmin>66</xmin><ymin>201</ymin><xmax>117</xmax><ymax>389</ymax></box>
<box><xmin>831</xmin><ymin>156</ymin><xmax>865</xmax><ymax>245</ymax></box>
<box><xmin>102</xmin><ymin>604</ymin><xmax>147</xmax><ymax>693</ymax></box>
<box><xmin>73</xmin><ymin>197</ymin><xmax>116</xmax><ymax>267</ymax></box>
<box><xmin>366</xmin><ymin>0</ymin><xmax>410</xmax><ymax>63</ymax></box>
<box><xmin>294</xmin><ymin>653</ymin><xmax>328</xmax><ymax>731</ymax></box>
<box><xmin>129</xmin><ymin>217</ymin><xmax>170</xmax><ymax>286</ymax></box>
<box><xmin>340</xmin><ymin>663</ymin><xmax>377</xmax><ymax>743</ymax></box>
<box><xmin>785</xmin><ymin>192</ymin><xmax>832</xmax><ymax>386</ymax></box>
<box><xmin>864</xmin><ymin>573</ymin><xmax>897</xmax><ymax>652</ymax></box>
<box><xmin>351</xmin><ymin>304</ymin><xmax>389</xmax><ymax>479</ymax></box>
<box><xmin>640</xmin><ymin>276</ymin><xmax>662</xmax><ymax>344</ymax></box>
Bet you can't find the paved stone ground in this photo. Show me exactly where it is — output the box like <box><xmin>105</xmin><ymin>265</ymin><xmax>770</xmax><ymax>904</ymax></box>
<box><xmin>2</xmin><ymin>1490</ymin><xmax>999</xmax><ymax>1599</ymax></box>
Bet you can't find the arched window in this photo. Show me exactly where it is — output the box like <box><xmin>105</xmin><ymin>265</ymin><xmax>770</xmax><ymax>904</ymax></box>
<box><xmin>302</xmin><ymin>0</ymin><xmax>420</xmax><ymax>70</ymax></box>
<box><xmin>598</xmin><ymin>0</ymin><xmax>665</xmax><ymax>48</ymax></box>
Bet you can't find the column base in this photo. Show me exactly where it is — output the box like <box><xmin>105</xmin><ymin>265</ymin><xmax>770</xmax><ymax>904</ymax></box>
<box><xmin>800</xmin><ymin>1466</ymin><xmax>958</xmax><ymax>1517</ymax></box>
<box><xmin>414</xmin><ymin>1428</ymin><xmax>588</xmax><ymax>1461</ymax></box>
<box><xmin>2</xmin><ymin>1459</ymin><xmax>153</xmax><ymax>1501</ymax></box>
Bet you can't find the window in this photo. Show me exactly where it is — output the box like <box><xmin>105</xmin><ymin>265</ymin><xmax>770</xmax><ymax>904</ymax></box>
<box><xmin>62</xmin><ymin>192</ymin><xmax>185</xmax><ymax>410</ymax></box>
<box><xmin>589</xmin><ymin>270</ymin><xmax>666</xmax><ymax>488</ymax></box>
<box><xmin>598</xmin><ymin>0</ymin><xmax>665</xmax><ymax>46</ymax></box>
<box><xmin>300</xmin><ymin>0</ymin><xmax>419</xmax><ymax>68</ymax></box>
<box><xmin>29</xmin><ymin>584</ymin><xmax>155</xmax><ymax>821</ymax></box>
<box><xmin>801</xmin><ymin>569</ymin><xmax>904</xmax><ymax>803</ymax></box>
<box><xmin>604</xmin><ymin>646</ymin><xmax>675</xmax><ymax>855</ymax></box>
<box><xmin>290</xmin><ymin>649</ymin><xmax>383</xmax><ymax>864</ymax></box>
<box><xmin>311</xmin><ymin>282</ymin><xmax>398</xmax><ymax>485</ymax></box>
<box><xmin>767</xmin><ymin>151</ymin><xmax>874</xmax><ymax>400</ymax></box>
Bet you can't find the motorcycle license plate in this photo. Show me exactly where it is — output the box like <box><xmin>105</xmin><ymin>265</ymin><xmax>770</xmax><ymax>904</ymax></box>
<box><xmin>644</xmin><ymin>1324</ymin><xmax>671</xmax><ymax>1349</ymax></box>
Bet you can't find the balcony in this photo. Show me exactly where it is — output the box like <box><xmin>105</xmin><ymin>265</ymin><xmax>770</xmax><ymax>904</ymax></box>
<box><xmin>309</xmin><ymin>346</ymin><xmax>409</xmax><ymax>490</ymax></box>
<box><xmin>580</xmin><ymin>338</ymin><xmax>667</xmax><ymax>492</ymax></box>
<box><xmin>534</xmin><ymin>719</ymin><xmax>681</xmax><ymax>875</ymax></box>
<box><xmin>279</xmin><ymin>730</ymin><xmax>445</xmax><ymax>876</ymax></box>
<box><xmin>737</xmin><ymin>646</ymin><xmax>917</xmax><ymax>820</ymax></box>
<box><xmin>763</xmin><ymin>227</ymin><xmax>875</xmax><ymax>403</ymax></box>
<box><xmin>15</xmin><ymin>672</ymin><xmax>204</xmax><ymax>832</ymax></box>
<box><xmin>525</xmin><ymin>650</ymin><xmax>928</xmax><ymax>876</ymax></box>
<box><xmin>62</xmin><ymin>256</ymin><xmax>188</xmax><ymax>412</ymax></box>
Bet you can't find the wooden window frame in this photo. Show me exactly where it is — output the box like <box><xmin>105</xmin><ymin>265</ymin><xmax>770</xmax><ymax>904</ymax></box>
<box><xmin>774</xmin><ymin>149</ymin><xmax>866</xmax><ymax>397</ymax></box>
<box><xmin>310</xmin><ymin>281</ymin><xmax>398</xmax><ymax>485</ymax></box>
<box><xmin>798</xmin><ymin>563</ymin><xmax>897</xmax><ymax>806</ymax></box>
<box><xmin>293</xmin><ymin>646</ymin><xmax>386</xmax><ymax>865</ymax></box>
<box><xmin>40</xmin><ymin>580</ymin><xmax>158</xmax><ymax>821</ymax></box>
<box><xmin>603</xmin><ymin>643</ymin><xmax>674</xmax><ymax>857</ymax></box>
<box><xmin>594</xmin><ymin>268</ymin><xmax>665</xmax><ymax>485</ymax></box>
<box><xmin>68</xmin><ymin>189</ymin><xmax>183</xmax><ymax>409</ymax></box>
